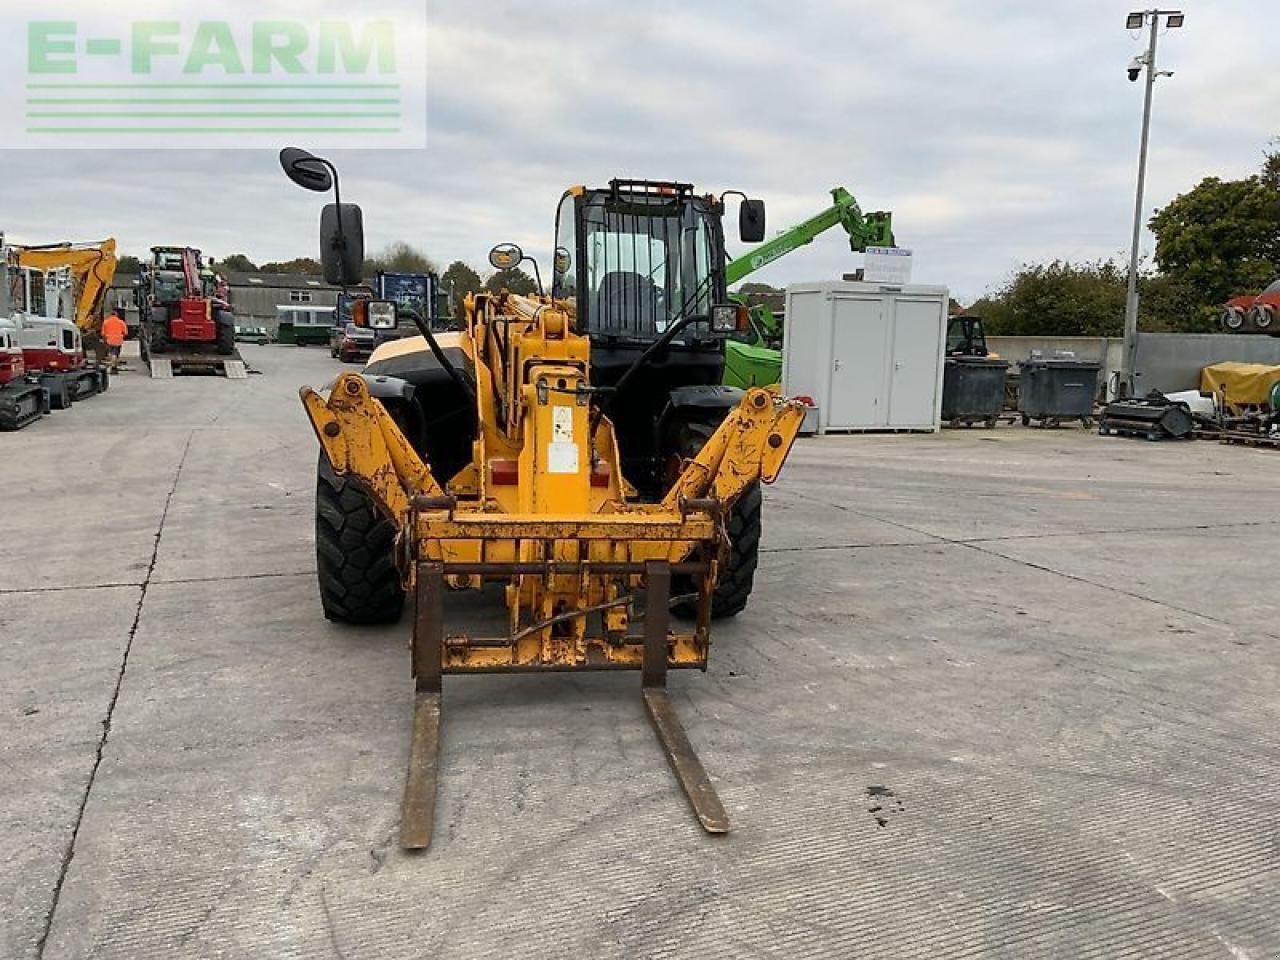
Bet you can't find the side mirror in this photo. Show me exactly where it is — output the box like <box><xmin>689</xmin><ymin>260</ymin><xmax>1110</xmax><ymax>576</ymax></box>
<box><xmin>367</xmin><ymin>300</ymin><xmax>397</xmax><ymax>329</ymax></box>
<box><xmin>489</xmin><ymin>243</ymin><xmax>523</xmax><ymax>270</ymax></box>
<box><xmin>280</xmin><ymin>147</ymin><xmax>333</xmax><ymax>192</ymax></box>
<box><xmin>739</xmin><ymin>198</ymin><xmax>766</xmax><ymax>243</ymax></box>
<box><xmin>320</xmin><ymin>203</ymin><xmax>364</xmax><ymax>286</ymax></box>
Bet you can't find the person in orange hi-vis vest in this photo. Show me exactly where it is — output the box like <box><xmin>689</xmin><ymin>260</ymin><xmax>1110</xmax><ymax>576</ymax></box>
<box><xmin>102</xmin><ymin>310</ymin><xmax>128</xmax><ymax>372</ymax></box>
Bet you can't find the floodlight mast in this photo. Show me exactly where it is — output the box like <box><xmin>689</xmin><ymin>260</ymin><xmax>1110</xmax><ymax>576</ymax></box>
<box><xmin>1119</xmin><ymin>9</ymin><xmax>1183</xmax><ymax>397</ymax></box>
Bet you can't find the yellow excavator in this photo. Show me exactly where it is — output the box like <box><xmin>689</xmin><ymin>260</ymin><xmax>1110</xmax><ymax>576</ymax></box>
<box><xmin>282</xmin><ymin>149</ymin><xmax>806</xmax><ymax>850</ymax></box>
<box><xmin>15</xmin><ymin>239</ymin><xmax>119</xmax><ymax>357</ymax></box>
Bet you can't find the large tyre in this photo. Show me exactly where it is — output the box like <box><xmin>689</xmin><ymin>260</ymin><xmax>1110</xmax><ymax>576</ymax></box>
<box><xmin>703</xmin><ymin>481</ymin><xmax>762</xmax><ymax>618</ymax></box>
<box><xmin>144</xmin><ymin>315</ymin><xmax>170</xmax><ymax>357</ymax></box>
<box><xmin>315</xmin><ymin>454</ymin><xmax>404</xmax><ymax>624</ymax></box>
<box><xmin>668</xmin><ymin>421</ymin><xmax>762</xmax><ymax>619</ymax></box>
<box><xmin>215</xmin><ymin>310</ymin><xmax>236</xmax><ymax>355</ymax></box>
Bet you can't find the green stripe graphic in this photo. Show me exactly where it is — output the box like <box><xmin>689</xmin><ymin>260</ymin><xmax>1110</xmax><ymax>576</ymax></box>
<box><xmin>27</xmin><ymin>98</ymin><xmax>399</xmax><ymax>104</ymax></box>
<box><xmin>27</xmin><ymin>82</ymin><xmax>400</xmax><ymax>89</ymax></box>
<box><xmin>28</xmin><ymin>112</ymin><xmax>400</xmax><ymax>118</ymax></box>
<box><xmin>27</xmin><ymin>127</ymin><xmax>402</xmax><ymax>134</ymax></box>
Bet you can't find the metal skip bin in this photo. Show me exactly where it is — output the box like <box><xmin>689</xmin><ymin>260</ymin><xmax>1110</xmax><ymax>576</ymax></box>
<box><xmin>1018</xmin><ymin>358</ymin><xmax>1101</xmax><ymax>428</ymax></box>
<box><xmin>942</xmin><ymin>357</ymin><xmax>1009</xmax><ymax>427</ymax></box>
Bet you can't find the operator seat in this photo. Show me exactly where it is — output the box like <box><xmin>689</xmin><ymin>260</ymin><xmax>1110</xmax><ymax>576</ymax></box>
<box><xmin>594</xmin><ymin>271</ymin><xmax>662</xmax><ymax>336</ymax></box>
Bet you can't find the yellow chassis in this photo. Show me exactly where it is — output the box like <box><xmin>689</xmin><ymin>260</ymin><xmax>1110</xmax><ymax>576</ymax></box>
<box><xmin>300</xmin><ymin>294</ymin><xmax>804</xmax><ymax>848</ymax></box>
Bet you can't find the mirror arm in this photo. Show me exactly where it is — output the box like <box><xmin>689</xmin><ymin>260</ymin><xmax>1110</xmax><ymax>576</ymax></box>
<box><xmin>609</xmin><ymin>312</ymin><xmax>698</xmax><ymax>401</ymax></box>
<box><xmin>524</xmin><ymin>256</ymin><xmax>544</xmax><ymax>297</ymax></box>
<box><xmin>290</xmin><ymin>154</ymin><xmax>352</xmax><ymax>282</ymax></box>
<box><xmin>317</xmin><ymin>158</ymin><xmax>349</xmax><ymax>279</ymax></box>
<box><xmin>405</xmin><ymin>306</ymin><xmax>477</xmax><ymax>410</ymax></box>
<box><xmin>719</xmin><ymin>189</ymin><xmax>747</xmax><ymax>207</ymax></box>
<box><xmin>587</xmin><ymin>312</ymin><xmax>700</xmax><ymax>448</ymax></box>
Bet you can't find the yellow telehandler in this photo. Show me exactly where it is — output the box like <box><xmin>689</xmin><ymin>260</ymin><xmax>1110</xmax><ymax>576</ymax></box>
<box><xmin>282</xmin><ymin>149</ymin><xmax>805</xmax><ymax>850</ymax></box>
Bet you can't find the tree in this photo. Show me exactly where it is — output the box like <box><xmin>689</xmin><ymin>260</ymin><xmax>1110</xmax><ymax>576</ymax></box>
<box><xmin>440</xmin><ymin>260</ymin><xmax>482</xmax><ymax>316</ymax></box>
<box><xmin>970</xmin><ymin>260</ymin><xmax>1129</xmax><ymax>337</ymax></box>
<box><xmin>1134</xmin><ymin>273</ymin><xmax>1216</xmax><ymax>333</ymax></box>
<box><xmin>363</xmin><ymin>241</ymin><xmax>436</xmax><ymax>277</ymax></box>
<box><xmin>485</xmin><ymin>266</ymin><xmax>538</xmax><ymax>296</ymax></box>
<box><xmin>967</xmin><ymin>150</ymin><xmax>1280</xmax><ymax>337</ymax></box>
<box><xmin>1149</xmin><ymin>156</ymin><xmax>1280</xmax><ymax>308</ymax></box>
<box><xmin>116</xmin><ymin>255</ymin><xmax>141</xmax><ymax>274</ymax></box>
<box><xmin>258</xmin><ymin>257</ymin><xmax>322</xmax><ymax>275</ymax></box>
<box><xmin>734</xmin><ymin>281</ymin><xmax>784</xmax><ymax>316</ymax></box>
<box><xmin>219</xmin><ymin>253</ymin><xmax>258</xmax><ymax>272</ymax></box>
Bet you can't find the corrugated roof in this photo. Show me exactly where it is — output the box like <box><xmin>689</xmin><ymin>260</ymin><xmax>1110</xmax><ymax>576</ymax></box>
<box><xmin>109</xmin><ymin>271</ymin><xmax>341</xmax><ymax>291</ymax></box>
<box><xmin>224</xmin><ymin>271</ymin><xmax>340</xmax><ymax>289</ymax></box>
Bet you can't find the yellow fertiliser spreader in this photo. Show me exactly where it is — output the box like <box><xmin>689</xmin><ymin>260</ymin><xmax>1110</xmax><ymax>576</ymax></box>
<box><xmin>284</xmin><ymin>151</ymin><xmax>804</xmax><ymax>849</ymax></box>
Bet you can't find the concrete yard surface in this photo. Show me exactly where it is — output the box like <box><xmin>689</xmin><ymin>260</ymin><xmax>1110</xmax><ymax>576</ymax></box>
<box><xmin>3</xmin><ymin>343</ymin><xmax>1278</xmax><ymax>959</ymax></box>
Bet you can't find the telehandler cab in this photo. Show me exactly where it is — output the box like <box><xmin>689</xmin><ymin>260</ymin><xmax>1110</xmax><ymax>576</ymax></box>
<box><xmin>283</xmin><ymin>149</ymin><xmax>805</xmax><ymax>850</ymax></box>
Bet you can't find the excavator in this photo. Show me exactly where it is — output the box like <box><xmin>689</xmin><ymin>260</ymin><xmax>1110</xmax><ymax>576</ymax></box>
<box><xmin>723</xmin><ymin>187</ymin><xmax>895</xmax><ymax>388</ymax></box>
<box><xmin>15</xmin><ymin>238</ymin><xmax>118</xmax><ymax>358</ymax></box>
<box><xmin>282</xmin><ymin>149</ymin><xmax>806</xmax><ymax>850</ymax></box>
<box><xmin>0</xmin><ymin>289</ymin><xmax>49</xmax><ymax>430</ymax></box>
<box><xmin>3</xmin><ymin>236</ymin><xmax>114</xmax><ymax>407</ymax></box>
<box><xmin>136</xmin><ymin>246</ymin><xmax>245</xmax><ymax>378</ymax></box>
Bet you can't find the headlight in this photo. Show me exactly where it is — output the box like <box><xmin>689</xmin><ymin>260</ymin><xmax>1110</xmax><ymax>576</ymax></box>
<box><xmin>711</xmin><ymin>303</ymin><xmax>748</xmax><ymax>333</ymax></box>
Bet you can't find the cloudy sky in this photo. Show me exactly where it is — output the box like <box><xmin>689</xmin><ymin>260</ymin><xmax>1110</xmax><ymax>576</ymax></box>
<box><xmin>0</xmin><ymin>0</ymin><xmax>1274</xmax><ymax>303</ymax></box>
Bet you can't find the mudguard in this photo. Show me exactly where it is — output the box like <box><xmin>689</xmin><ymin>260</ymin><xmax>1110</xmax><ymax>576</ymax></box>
<box><xmin>657</xmin><ymin>384</ymin><xmax>744</xmax><ymax>442</ymax></box>
<box><xmin>667</xmin><ymin>384</ymin><xmax>744</xmax><ymax>412</ymax></box>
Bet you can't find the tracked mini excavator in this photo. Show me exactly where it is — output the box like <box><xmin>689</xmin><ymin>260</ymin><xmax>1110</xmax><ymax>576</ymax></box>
<box><xmin>3</xmin><ymin>237</ymin><xmax>113</xmax><ymax>407</ymax></box>
<box><xmin>15</xmin><ymin>238</ymin><xmax>118</xmax><ymax>364</ymax></box>
<box><xmin>282</xmin><ymin>149</ymin><xmax>806</xmax><ymax>850</ymax></box>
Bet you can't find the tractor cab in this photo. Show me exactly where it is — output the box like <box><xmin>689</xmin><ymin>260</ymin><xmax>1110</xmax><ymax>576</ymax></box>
<box><xmin>552</xmin><ymin>179</ymin><xmax>766</xmax><ymax>492</ymax></box>
<box><xmin>946</xmin><ymin>315</ymin><xmax>990</xmax><ymax>357</ymax></box>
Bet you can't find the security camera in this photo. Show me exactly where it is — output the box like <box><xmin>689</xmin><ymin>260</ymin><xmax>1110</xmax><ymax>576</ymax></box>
<box><xmin>1127</xmin><ymin>56</ymin><xmax>1143</xmax><ymax>82</ymax></box>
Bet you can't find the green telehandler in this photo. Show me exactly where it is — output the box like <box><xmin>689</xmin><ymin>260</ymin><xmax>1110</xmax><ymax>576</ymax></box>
<box><xmin>723</xmin><ymin>187</ymin><xmax>895</xmax><ymax>388</ymax></box>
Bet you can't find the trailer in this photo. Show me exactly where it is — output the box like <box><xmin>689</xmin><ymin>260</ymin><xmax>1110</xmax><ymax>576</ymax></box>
<box><xmin>148</xmin><ymin>352</ymin><xmax>247</xmax><ymax>378</ymax></box>
<box><xmin>136</xmin><ymin>246</ymin><xmax>246</xmax><ymax>378</ymax></box>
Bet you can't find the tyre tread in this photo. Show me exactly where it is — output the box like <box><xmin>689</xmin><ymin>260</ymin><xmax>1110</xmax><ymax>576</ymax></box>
<box><xmin>315</xmin><ymin>455</ymin><xmax>404</xmax><ymax>624</ymax></box>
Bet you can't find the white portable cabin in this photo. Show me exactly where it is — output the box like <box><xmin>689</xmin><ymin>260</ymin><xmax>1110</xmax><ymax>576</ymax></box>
<box><xmin>783</xmin><ymin>281</ymin><xmax>949</xmax><ymax>433</ymax></box>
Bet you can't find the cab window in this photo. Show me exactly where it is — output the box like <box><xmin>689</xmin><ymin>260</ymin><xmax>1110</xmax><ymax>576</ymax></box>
<box><xmin>552</xmin><ymin>194</ymin><xmax>577</xmax><ymax>304</ymax></box>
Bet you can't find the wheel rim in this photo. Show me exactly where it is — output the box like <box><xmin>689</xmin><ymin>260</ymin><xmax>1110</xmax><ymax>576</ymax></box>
<box><xmin>1254</xmin><ymin>307</ymin><xmax>1273</xmax><ymax>329</ymax></box>
<box><xmin>1223</xmin><ymin>309</ymin><xmax>1245</xmax><ymax>330</ymax></box>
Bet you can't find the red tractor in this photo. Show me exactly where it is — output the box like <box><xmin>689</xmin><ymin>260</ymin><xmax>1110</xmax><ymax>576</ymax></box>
<box><xmin>1221</xmin><ymin>279</ymin><xmax>1280</xmax><ymax>335</ymax></box>
<box><xmin>136</xmin><ymin>246</ymin><xmax>242</xmax><ymax>376</ymax></box>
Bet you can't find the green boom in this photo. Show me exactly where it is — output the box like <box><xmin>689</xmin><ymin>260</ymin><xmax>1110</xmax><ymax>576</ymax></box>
<box><xmin>722</xmin><ymin>187</ymin><xmax>895</xmax><ymax>389</ymax></box>
<box><xmin>726</xmin><ymin>187</ymin><xmax>895</xmax><ymax>286</ymax></box>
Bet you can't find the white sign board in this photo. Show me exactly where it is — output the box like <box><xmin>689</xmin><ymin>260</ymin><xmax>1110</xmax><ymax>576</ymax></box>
<box><xmin>863</xmin><ymin>247</ymin><xmax>913</xmax><ymax>284</ymax></box>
